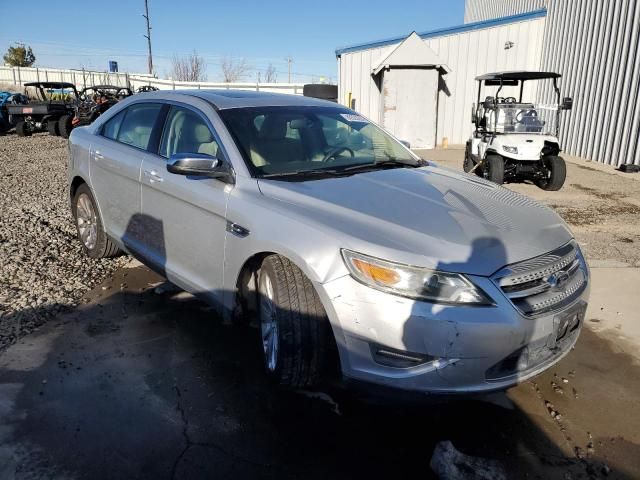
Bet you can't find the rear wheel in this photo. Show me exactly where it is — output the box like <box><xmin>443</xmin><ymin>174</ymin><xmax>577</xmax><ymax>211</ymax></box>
<box><xmin>58</xmin><ymin>115</ymin><xmax>73</xmax><ymax>139</ymax></box>
<box><xmin>47</xmin><ymin>119</ymin><xmax>60</xmax><ymax>136</ymax></box>
<box><xmin>483</xmin><ymin>154</ymin><xmax>505</xmax><ymax>184</ymax></box>
<box><xmin>15</xmin><ymin>121</ymin><xmax>31</xmax><ymax>137</ymax></box>
<box><xmin>72</xmin><ymin>184</ymin><xmax>121</xmax><ymax>258</ymax></box>
<box><xmin>258</xmin><ymin>255</ymin><xmax>328</xmax><ymax>388</ymax></box>
<box><xmin>536</xmin><ymin>155</ymin><xmax>566</xmax><ymax>191</ymax></box>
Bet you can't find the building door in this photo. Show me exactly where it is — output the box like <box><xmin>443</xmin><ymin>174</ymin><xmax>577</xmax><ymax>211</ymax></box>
<box><xmin>381</xmin><ymin>68</ymin><xmax>438</xmax><ymax>149</ymax></box>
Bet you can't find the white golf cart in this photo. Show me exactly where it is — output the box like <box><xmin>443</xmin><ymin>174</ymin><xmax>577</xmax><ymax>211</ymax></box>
<box><xmin>464</xmin><ymin>71</ymin><xmax>573</xmax><ymax>190</ymax></box>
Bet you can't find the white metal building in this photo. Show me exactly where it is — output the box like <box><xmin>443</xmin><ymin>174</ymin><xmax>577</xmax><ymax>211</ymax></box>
<box><xmin>338</xmin><ymin>0</ymin><xmax>640</xmax><ymax>166</ymax></box>
<box><xmin>336</xmin><ymin>10</ymin><xmax>547</xmax><ymax>148</ymax></box>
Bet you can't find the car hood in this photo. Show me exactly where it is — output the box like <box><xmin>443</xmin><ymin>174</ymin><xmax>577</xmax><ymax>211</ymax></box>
<box><xmin>257</xmin><ymin>166</ymin><xmax>572</xmax><ymax>276</ymax></box>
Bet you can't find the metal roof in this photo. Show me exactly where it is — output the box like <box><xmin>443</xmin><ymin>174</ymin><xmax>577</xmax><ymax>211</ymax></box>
<box><xmin>164</xmin><ymin>89</ymin><xmax>342</xmax><ymax>110</ymax></box>
<box><xmin>475</xmin><ymin>71</ymin><xmax>562</xmax><ymax>81</ymax></box>
<box><xmin>24</xmin><ymin>81</ymin><xmax>77</xmax><ymax>89</ymax></box>
<box><xmin>335</xmin><ymin>8</ymin><xmax>547</xmax><ymax>56</ymax></box>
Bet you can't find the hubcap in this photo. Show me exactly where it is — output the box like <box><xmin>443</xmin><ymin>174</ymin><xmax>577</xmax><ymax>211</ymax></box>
<box><xmin>76</xmin><ymin>193</ymin><xmax>98</xmax><ymax>250</ymax></box>
<box><xmin>259</xmin><ymin>273</ymin><xmax>279</xmax><ymax>372</ymax></box>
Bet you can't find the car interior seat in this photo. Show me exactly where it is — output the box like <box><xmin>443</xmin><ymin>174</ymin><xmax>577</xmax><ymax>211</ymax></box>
<box><xmin>250</xmin><ymin>114</ymin><xmax>305</xmax><ymax>167</ymax></box>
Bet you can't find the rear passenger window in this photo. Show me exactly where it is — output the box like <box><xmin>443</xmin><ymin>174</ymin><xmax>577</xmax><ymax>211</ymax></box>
<box><xmin>102</xmin><ymin>110</ymin><xmax>125</xmax><ymax>140</ymax></box>
<box><xmin>116</xmin><ymin>103</ymin><xmax>163</xmax><ymax>151</ymax></box>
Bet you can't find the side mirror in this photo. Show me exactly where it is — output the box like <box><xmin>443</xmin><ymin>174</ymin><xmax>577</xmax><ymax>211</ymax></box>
<box><xmin>561</xmin><ymin>97</ymin><xmax>573</xmax><ymax>110</ymax></box>
<box><xmin>167</xmin><ymin>153</ymin><xmax>233</xmax><ymax>182</ymax></box>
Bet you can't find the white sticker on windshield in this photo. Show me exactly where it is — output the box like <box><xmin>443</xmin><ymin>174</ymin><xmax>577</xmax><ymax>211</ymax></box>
<box><xmin>340</xmin><ymin>113</ymin><xmax>368</xmax><ymax>123</ymax></box>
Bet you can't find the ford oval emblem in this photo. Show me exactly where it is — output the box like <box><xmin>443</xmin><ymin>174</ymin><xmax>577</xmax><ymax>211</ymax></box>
<box><xmin>547</xmin><ymin>270</ymin><xmax>570</xmax><ymax>288</ymax></box>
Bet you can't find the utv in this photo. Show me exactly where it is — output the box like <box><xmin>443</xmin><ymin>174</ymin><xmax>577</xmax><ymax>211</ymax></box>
<box><xmin>6</xmin><ymin>82</ymin><xmax>79</xmax><ymax>138</ymax></box>
<box><xmin>0</xmin><ymin>91</ymin><xmax>29</xmax><ymax>134</ymax></box>
<box><xmin>465</xmin><ymin>71</ymin><xmax>573</xmax><ymax>191</ymax></box>
<box><xmin>72</xmin><ymin>85</ymin><xmax>133</xmax><ymax>128</ymax></box>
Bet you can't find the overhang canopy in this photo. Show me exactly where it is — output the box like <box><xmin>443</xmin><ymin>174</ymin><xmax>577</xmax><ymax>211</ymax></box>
<box><xmin>371</xmin><ymin>32</ymin><xmax>450</xmax><ymax>76</ymax></box>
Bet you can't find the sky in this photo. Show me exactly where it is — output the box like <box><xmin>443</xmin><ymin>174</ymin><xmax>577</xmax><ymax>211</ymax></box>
<box><xmin>0</xmin><ymin>0</ymin><xmax>465</xmax><ymax>83</ymax></box>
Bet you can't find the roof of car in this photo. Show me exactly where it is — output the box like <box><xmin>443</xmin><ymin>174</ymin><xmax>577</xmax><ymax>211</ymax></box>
<box><xmin>169</xmin><ymin>89</ymin><xmax>341</xmax><ymax>110</ymax></box>
<box><xmin>475</xmin><ymin>71</ymin><xmax>561</xmax><ymax>81</ymax></box>
<box><xmin>83</xmin><ymin>85</ymin><xmax>130</xmax><ymax>91</ymax></box>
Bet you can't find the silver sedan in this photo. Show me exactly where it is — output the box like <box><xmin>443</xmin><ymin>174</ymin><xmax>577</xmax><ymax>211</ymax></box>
<box><xmin>67</xmin><ymin>90</ymin><xmax>589</xmax><ymax>394</ymax></box>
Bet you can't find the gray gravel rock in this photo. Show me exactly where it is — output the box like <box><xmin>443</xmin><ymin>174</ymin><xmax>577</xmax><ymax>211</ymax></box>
<box><xmin>0</xmin><ymin>133</ymin><xmax>127</xmax><ymax>351</ymax></box>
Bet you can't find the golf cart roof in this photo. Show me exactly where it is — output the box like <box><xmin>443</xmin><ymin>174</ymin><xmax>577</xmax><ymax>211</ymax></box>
<box><xmin>82</xmin><ymin>85</ymin><xmax>130</xmax><ymax>92</ymax></box>
<box><xmin>24</xmin><ymin>81</ymin><xmax>77</xmax><ymax>89</ymax></box>
<box><xmin>476</xmin><ymin>71</ymin><xmax>562</xmax><ymax>81</ymax></box>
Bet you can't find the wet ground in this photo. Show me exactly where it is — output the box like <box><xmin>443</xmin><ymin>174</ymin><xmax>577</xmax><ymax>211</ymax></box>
<box><xmin>1</xmin><ymin>263</ymin><xmax>638</xmax><ymax>480</ymax></box>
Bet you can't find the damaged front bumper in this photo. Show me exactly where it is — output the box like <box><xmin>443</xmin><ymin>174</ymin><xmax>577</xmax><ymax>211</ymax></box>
<box><xmin>317</xmin><ymin>273</ymin><xmax>589</xmax><ymax>394</ymax></box>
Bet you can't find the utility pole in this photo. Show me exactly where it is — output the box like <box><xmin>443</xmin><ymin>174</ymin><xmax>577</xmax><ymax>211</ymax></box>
<box><xmin>285</xmin><ymin>56</ymin><xmax>293</xmax><ymax>83</ymax></box>
<box><xmin>143</xmin><ymin>0</ymin><xmax>154</xmax><ymax>75</ymax></box>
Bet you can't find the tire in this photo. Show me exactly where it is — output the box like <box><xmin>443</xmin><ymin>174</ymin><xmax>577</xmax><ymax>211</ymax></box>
<box><xmin>483</xmin><ymin>154</ymin><xmax>505</xmax><ymax>185</ymax></box>
<box><xmin>47</xmin><ymin>119</ymin><xmax>60</xmax><ymax>136</ymax></box>
<box><xmin>463</xmin><ymin>141</ymin><xmax>483</xmax><ymax>176</ymax></box>
<box><xmin>536</xmin><ymin>155</ymin><xmax>566</xmax><ymax>191</ymax></box>
<box><xmin>72</xmin><ymin>184</ymin><xmax>121</xmax><ymax>259</ymax></box>
<box><xmin>58</xmin><ymin>115</ymin><xmax>73</xmax><ymax>139</ymax></box>
<box><xmin>15</xmin><ymin>121</ymin><xmax>31</xmax><ymax>137</ymax></box>
<box><xmin>258</xmin><ymin>254</ymin><xmax>328</xmax><ymax>388</ymax></box>
<box><xmin>0</xmin><ymin>116</ymin><xmax>9</xmax><ymax>134</ymax></box>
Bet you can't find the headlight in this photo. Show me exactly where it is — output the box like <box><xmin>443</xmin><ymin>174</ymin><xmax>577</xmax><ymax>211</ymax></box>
<box><xmin>341</xmin><ymin>249</ymin><xmax>493</xmax><ymax>305</ymax></box>
<box><xmin>503</xmin><ymin>146</ymin><xmax>518</xmax><ymax>154</ymax></box>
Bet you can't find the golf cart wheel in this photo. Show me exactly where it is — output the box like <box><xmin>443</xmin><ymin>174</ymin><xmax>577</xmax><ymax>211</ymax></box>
<box><xmin>463</xmin><ymin>142</ymin><xmax>483</xmax><ymax>177</ymax></box>
<box><xmin>58</xmin><ymin>115</ymin><xmax>73</xmax><ymax>139</ymax></box>
<box><xmin>483</xmin><ymin>154</ymin><xmax>505</xmax><ymax>184</ymax></box>
<box><xmin>47</xmin><ymin>119</ymin><xmax>60</xmax><ymax>136</ymax></box>
<box><xmin>15</xmin><ymin>121</ymin><xmax>31</xmax><ymax>137</ymax></box>
<box><xmin>536</xmin><ymin>155</ymin><xmax>566</xmax><ymax>191</ymax></box>
<box><xmin>72</xmin><ymin>184</ymin><xmax>121</xmax><ymax>259</ymax></box>
<box><xmin>258</xmin><ymin>254</ymin><xmax>328</xmax><ymax>388</ymax></box>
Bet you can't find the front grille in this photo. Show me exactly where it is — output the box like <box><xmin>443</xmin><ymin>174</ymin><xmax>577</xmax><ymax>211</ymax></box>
<box><xmin>492</xmin><ymin>241</ymin><xmax>587</xmax><ymax>316</ymax></box>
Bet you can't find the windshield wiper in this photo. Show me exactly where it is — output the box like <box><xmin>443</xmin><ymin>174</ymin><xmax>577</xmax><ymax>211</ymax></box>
<box><xmin>260</xmin><ymin>168</ymin><xmax>341</xmax><ymax>180</ymax></box>
<box><xmin>341</xmin><ymin>158</ymin><xmax>426</xmax><ymax>172</ymax></box>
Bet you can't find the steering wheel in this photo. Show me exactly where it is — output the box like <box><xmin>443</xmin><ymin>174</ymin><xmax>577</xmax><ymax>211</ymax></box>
<box><xmin>321</xmin><ymin>146</ymin><xmax>355</xmax><ymax>163</ymax></box>
<box><xmin>516</xmin><ymin>109</ymin><xmax>538</xmax><ymax>123</ymax></box>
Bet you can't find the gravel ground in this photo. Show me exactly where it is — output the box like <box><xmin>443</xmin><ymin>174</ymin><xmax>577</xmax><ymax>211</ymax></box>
<box><xmin>0</xmin><ymin>133</ymin><xmax>127</xmax><ymax>351</ymax></box>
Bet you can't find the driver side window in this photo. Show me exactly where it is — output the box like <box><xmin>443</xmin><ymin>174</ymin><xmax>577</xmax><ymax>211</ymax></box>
<box><xmin>159</xmin><ymin>106</ymin><xmax>220</xmax><ymax>159</ymax></box>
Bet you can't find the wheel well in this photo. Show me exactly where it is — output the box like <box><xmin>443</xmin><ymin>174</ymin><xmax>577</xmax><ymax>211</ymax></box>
<box><xmin>70</xmin><ymin>176</ymin><xmax>86</xmax><ymax>203</ymax></box>
<box><xmin>234</xmin><ymin>252</ymin><xmax>276</xmax><ymax>319</ymax></box>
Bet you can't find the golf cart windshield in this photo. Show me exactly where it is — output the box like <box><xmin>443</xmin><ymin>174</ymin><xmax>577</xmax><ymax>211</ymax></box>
<box><xmin>484</xmin><ymin>102</ymin><xmax>558</xmax><ymax>135</ymax></box>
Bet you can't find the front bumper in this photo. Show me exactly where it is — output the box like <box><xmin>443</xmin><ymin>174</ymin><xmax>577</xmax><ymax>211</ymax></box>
<box><xmin>318</xmin><ymin>273</ymin><xmax>589</xmax><ymax>394</ymax></box>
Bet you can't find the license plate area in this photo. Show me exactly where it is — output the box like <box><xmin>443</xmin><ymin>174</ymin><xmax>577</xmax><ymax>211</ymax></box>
<box><xmin>554</xmin><ymin>303</ymin><xmax>585</xmax><ymax>343</ymax></box>
<box><xmin>22</xmin><ymin>107</ymin><xmax>33</xmax><ymax>114</ymax></box>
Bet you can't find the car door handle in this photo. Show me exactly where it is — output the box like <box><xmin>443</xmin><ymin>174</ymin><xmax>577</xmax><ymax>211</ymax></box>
<box><xmin>144</xmin><ymin>169</ymin><xmax>164</xmax><ymax>183</ymax></box>
<box><xmin>93</xmin><ymin>150</ymin><xmax>104</xmax><ymax>160</ymax></box>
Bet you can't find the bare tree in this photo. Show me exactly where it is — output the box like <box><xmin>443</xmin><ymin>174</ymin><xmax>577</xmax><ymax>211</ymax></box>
<box><xmin>264</xmin><ymin>63</ymin><xmax>277</xmax><ymax>83</ymax></box>
<box><xmin>220</xmin><ymin>56</ymin><xmax>251</xmax><ymax>83</ymax></box>
<box><xmin>171</xmin><ymin>51</ymin><xmax>207</xmax><ymax>82</ymax></box>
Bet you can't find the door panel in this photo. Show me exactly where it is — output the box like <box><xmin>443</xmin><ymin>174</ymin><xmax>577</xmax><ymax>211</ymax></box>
<box><xmin>140</xmin><ymin>105</ymin><xmax>229</xmax><ymax>300</ymax></box>
<box><xmin>89</xmin><ymin>135</ymin><xmax>143</xmax><ymax>245</ymax></box>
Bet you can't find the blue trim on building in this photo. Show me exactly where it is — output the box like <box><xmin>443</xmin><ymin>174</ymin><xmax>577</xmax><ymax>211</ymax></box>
<box><xmin>335</xmin><ymin>8</ymin><xmax>547</xmax><ymax>56</ymax></box>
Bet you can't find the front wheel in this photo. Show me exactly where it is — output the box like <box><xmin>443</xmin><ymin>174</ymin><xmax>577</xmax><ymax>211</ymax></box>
<box><xmin>258</xmin><ymin>255</ymin><xmax>328</xmax><ymax>388</ymax></box>
<box><xmin>58</xmin><ymin>115</ymin><xmax>73</xmax><ymax>139</ymax></box>
<box><xmin>483</xmin><ymin>154</ymin><xmax>505</xmax><ymax>185</ymax></box>
<box><xmin>536</xmin><ymin>155</ymin><xmax>566</xmax><ymax>191</ymax></box>
<box><xmin>47</xmin><ymin>119</ymin><xmax>60</xmax><ymax>136</ymax></box>
<box><xmin>15</xmin><ymin>121</ymin><xmax>31</xmax><ymax>137</ymax></box>
<box><xmin>72</xmin><ymin>184</ymin><xmax>121</xmax><ymax>258</ymax></box>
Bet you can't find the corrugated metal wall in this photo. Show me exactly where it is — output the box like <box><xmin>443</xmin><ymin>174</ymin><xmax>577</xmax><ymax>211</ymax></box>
<box><xmin>464</xmin><ymin>0</ymin><xmax>547</xmax><ymax>23</ymax></box>
<box><xmin>464</xmin><ymin>0</ymin><xmax>640</xmax><ymax>166</ymax></box>
<box><xmin>539</xmin><ymin>0</ymin><xmax>640</xmax><ymax>166</ymax></box>
<box><xmin>338</xmin><ymin>15</ymin><xmax>546</xmax><ymax>145</ymax></box>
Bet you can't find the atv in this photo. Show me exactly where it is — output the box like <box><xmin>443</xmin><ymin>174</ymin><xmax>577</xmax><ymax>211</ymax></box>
<box><xmin>464</xmin><ymin>71</ymin><xmax>573</xmax><ymax>191</ymax></box>
<box><xmin>72</xmin><ymin>85</ymin><xmax>133</xmax><ymax>128</ymax></box>
<box><xmin>6</xmin><ymin>82</ymin><xmax>80</xmax><ymax>138</ymax></box>
<box><xmin>0</xmin><ymin>91</ymin><xmax>29</xmax><ymax>134</ymax></box>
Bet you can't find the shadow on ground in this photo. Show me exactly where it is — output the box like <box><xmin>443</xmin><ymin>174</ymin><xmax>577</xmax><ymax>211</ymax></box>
<box><xmin>0</xmin><ymin>264</ymin><xmax>637</xmax><ymax>479</ymax></box>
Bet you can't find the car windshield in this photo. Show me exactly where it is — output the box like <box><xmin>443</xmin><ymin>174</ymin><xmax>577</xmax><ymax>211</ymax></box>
<box><xmin>219</xmin><ymin>106</ymin><xmax>421</xmax><ymax>178</ymax></box>
<box><xmin>483</xmin><ymin>102</ymin><xmax>558</xmax><ymax>135</ymax></box>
